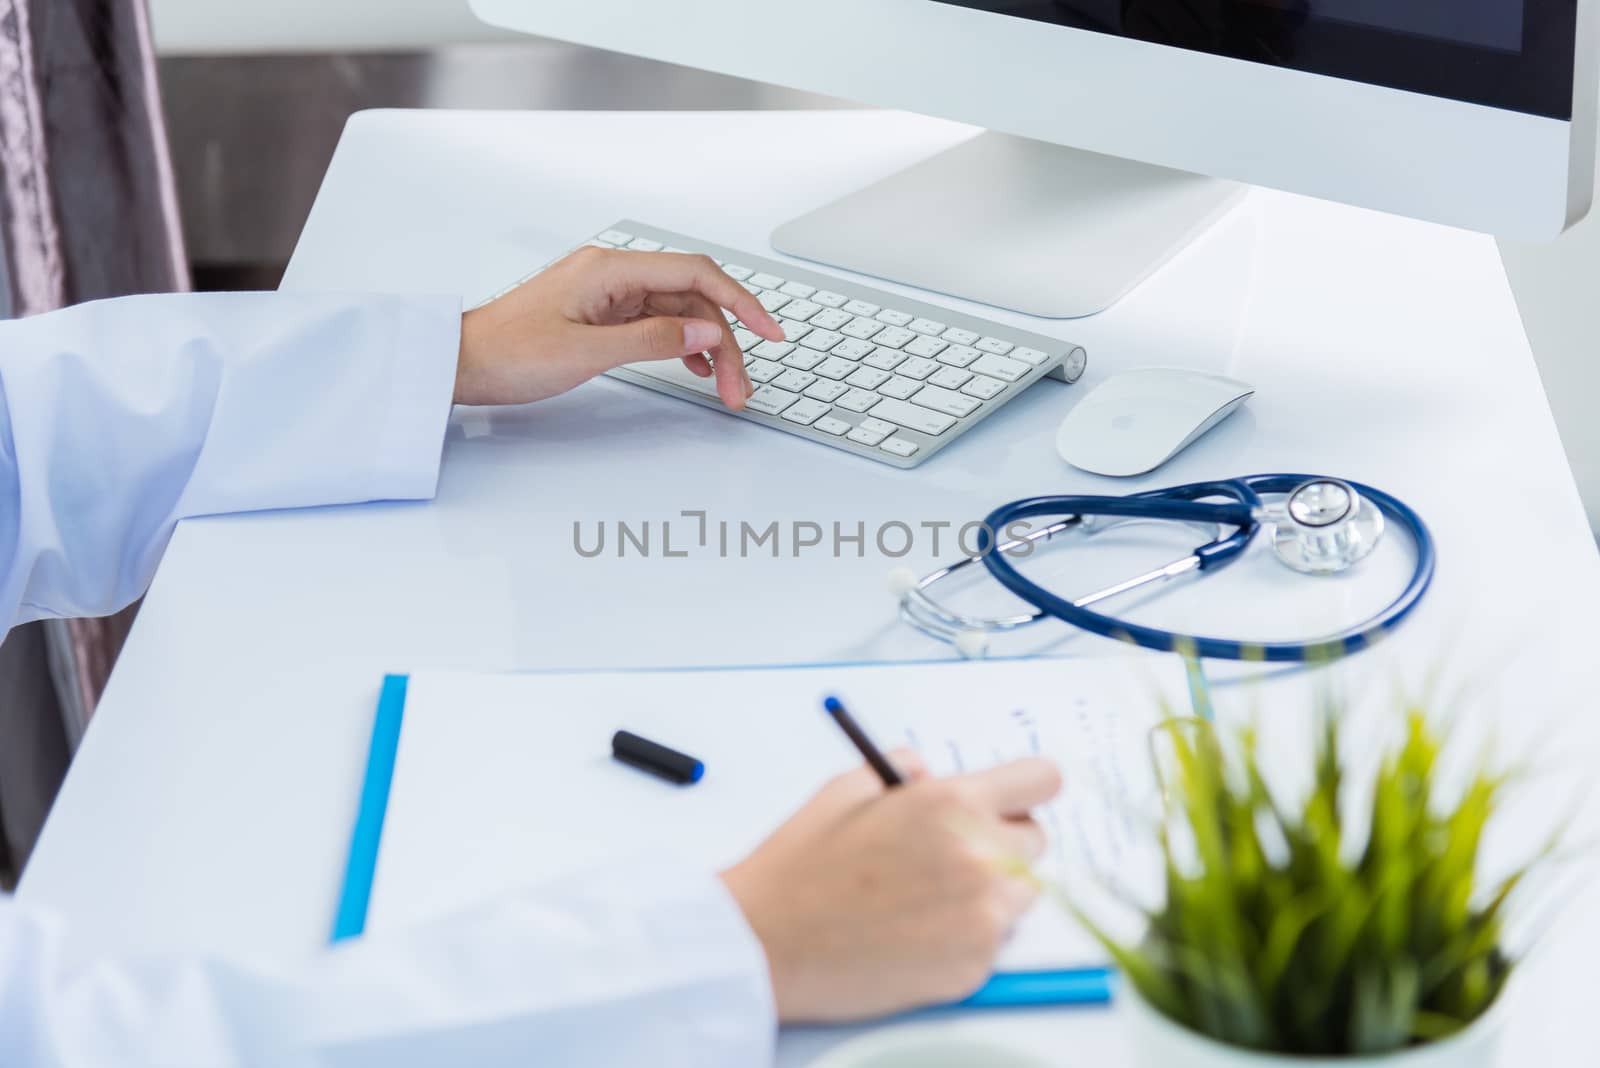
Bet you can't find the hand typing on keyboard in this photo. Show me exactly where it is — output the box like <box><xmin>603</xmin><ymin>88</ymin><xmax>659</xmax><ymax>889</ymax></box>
<box><xmin>456</xmin><ymin>245</ymin><xmax>783</xmax><ymax>409</ymax></box>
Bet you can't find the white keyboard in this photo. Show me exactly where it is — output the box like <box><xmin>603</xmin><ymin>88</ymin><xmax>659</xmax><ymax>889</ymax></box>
<box><xmin>505</xmin><ymin>221</ymin><xmax>1088</xmax><ymax>468</ymax></box>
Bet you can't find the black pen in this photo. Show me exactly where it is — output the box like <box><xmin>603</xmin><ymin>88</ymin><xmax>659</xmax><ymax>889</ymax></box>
<box><xmin>823</xmin><ymin>695</ymin><xmax>903</xmax><ymax>787</ymax></box>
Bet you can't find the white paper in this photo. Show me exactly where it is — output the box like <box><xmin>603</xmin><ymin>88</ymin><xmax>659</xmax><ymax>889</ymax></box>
<box><xmin>365</xmin><ymin>656</ymin><xmax>1187</xmax><ymax>972</ymax></box>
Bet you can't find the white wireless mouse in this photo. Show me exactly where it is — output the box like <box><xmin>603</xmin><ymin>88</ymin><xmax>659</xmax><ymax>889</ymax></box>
<box><xmin>1056</xmin><ymin>367</ymin><xmax>1254</xmax><ymax>477</ymax></box>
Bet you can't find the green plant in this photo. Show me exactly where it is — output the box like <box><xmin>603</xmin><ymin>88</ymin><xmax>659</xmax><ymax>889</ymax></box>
<box><xmin>1064</xmin><ymin>697</ymin><xmax>1558</xmax><ymax>1058</ymax></box>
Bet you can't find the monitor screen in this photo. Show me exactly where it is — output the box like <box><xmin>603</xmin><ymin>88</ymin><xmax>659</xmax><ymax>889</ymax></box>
<box><xmin>934</xmin><ymin>0</ymin><xmax>1578</xmax><ymax>119</ymax></box>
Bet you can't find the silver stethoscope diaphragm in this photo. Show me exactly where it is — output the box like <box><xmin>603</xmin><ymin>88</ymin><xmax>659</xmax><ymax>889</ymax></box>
<box><xmin>1270</xmin><ymin>479</ymin><xmax>1385</xmax><ymax>575</ymax></box>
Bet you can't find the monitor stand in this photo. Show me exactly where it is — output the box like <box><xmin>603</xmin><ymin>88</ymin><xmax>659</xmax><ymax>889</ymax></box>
<box><xmin>771</xmin><ymin>131</ymin><xmax>1243</xmax><ymax>320</ymax></box>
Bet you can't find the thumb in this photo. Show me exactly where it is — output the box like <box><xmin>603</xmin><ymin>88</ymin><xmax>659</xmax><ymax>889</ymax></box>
<box><xmin>576</xmin><ymin>317</ymin><xmax>724</xmax><ymax>367</ymax></box>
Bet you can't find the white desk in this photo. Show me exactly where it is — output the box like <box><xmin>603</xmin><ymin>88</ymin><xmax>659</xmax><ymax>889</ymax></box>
<box><xmin>21</xmin><ymin>110</ymin><xmax>1600</xmax><ymax>1065</ymax></box>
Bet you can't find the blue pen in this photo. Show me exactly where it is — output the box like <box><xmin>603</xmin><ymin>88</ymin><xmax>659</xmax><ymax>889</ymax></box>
<box><xmin>823</xmin><ymin>695</ymin><xmax>903</xmax><ymax>787</ymax></box>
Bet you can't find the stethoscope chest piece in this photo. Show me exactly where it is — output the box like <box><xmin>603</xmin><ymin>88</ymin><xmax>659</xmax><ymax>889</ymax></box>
<box><xmin>1271</xmin><ymin>479</ymin><xmax>1385</xmax><ymax>575</ymax></box>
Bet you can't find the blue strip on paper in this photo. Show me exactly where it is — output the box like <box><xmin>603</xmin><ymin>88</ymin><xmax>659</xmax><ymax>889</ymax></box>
<box><xmin>330</xmin><ymin>673</ymin><xmax>408</xmax><ymax>943</ymax></box>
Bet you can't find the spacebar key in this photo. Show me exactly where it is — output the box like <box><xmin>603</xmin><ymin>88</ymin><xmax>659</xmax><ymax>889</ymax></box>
<box><xmin>862</xmin><ymin>398</ymin><xmax>956</xmax><ymax>436</ymax></box>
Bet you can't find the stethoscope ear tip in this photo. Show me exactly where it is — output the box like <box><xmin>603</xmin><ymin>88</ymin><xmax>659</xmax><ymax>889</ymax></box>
<box><xmin>887</xmin><ymin>567</ymin><xmax>920</xmax><ymax>599</ymax></box>
<box><xmin>954</xmin><ymin>630</ymin><xmax>990</xmax><ymax>659</ymax></box>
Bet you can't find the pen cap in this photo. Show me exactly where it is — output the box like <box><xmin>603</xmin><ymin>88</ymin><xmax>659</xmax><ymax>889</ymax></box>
<box><xmin>611</xmin><ymin>730</ymin><xmax>704</xmax><ymax>784</ymax></box>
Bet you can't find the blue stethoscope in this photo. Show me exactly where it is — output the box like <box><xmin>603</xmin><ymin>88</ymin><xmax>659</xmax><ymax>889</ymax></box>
<box><xmin>892</xmin><ymin>474</ymin><xmax>1434</xmax><ymax>661</ymax></box>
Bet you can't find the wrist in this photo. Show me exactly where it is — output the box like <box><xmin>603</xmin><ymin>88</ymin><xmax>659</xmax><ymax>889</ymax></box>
<box><xmin>719</xmin><ymin>864</ymin><xmax>796</xmax><ymax>1023</ymax></box>
<box><xmin>454</xmin><ymin>310</ymin><xmax>481</xmax><ymax>405</ymax></box>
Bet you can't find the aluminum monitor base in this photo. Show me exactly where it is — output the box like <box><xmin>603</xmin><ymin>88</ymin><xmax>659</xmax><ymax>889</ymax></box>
<box><xmin>772</xmin><ymin>131</ymin><xmax>1244</xmax><ymax>319</ymax></box>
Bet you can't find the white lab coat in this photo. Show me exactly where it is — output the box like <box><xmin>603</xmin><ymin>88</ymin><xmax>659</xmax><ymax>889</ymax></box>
<box><xmin>0</xmin><ymin>293</ymin><xmax>774</xmax><ymax>1067</ymax></box>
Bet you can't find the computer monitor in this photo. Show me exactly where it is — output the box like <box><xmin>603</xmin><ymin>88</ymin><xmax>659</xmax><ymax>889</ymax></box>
<box><xmin>469</xmin><ymin>0</ymin><xmax>1596</xmax><ymax>317</ymax></box>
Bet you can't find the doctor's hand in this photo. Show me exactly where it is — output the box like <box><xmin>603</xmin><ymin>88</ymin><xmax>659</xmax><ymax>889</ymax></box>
<box><xmin>453</xmin><ymin>247</ymin><xmax>785</xmax><ymax>410</ymax></box>
<box><xmin>719</xmin><ymin>753</ymin><xmax>1062</xmax><ymax>1023</ymax></box>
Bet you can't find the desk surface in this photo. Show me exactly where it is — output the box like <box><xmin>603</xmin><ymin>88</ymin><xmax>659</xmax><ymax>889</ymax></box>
<box><xmin>22</xmin><ymin>110</ymin><xmax>1600</xmax><ymax>1065</ymax></box>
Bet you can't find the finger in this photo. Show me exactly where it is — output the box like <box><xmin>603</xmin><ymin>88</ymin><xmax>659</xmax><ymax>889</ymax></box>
<box><xmin>682</xmin><ymin>353</ymin><xmax>713</xmax><ymax>377</ymax></box>
<box><xmin>966</xmin><ymin>758</ymin><xmax>1063</xmax><ymax>817</ymax></box>
<box><xmin>988</xmin><ymin>814</ymin><xmax>1048</xmax><ymax>863</ymax></box>
<box><xmin>661</xmin><ymin>291</ymin><xmax>752</xmax><ymax>408</ymax></box>
<box><xmin>885</xmin><ymin>746</ymin><xmax>929</xmax><ymax>783</ymax></box>
<box><xmin>597</xmin><ymin>251</ymin><xmax>784</xmax><ymax>341</ymax></box>
<box><xmin>572</xmin><ymin>317</ymin><xmax>727</xmax><ymax>370</ymax></box>
<box><xmin>994</xmin><ymin>871</ymin><xmax>1042</xmax><ymax>924</ymax></box>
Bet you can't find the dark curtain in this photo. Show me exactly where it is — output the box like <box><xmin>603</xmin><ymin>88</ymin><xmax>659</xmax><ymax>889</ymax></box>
<box><xmin>0</xmin><ymin>0</ymin><xmax>186</xmax><ymax>871</ymax></box>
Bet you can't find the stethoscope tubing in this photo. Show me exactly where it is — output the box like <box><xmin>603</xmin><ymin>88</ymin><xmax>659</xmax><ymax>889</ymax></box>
<box><xmin>962</xmin><ymin>474</ymin><xmax>1434</xmax><ymax>662</ymax></box>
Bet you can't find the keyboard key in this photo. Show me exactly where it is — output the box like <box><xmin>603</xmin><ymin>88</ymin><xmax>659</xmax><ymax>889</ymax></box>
<box><xmin>938</xmin><ymin>345</ymin><xmax>981</xmax><ymax>368</ymax></box>
<box><xmin>843</xmin><ymin>299</ymin><xmax>880</xmax><ymax>317</ymax></box>
<box><xmin>627</xmin><ymin>237</ymin><xmax>664</xmax><ymax>252</ymax></box>
<box><xmin>745</xmin><ymin>359</ymin><xmax>782</xmax><ymax>383</ymax></box>
<box><xmin>779</xmin><ymin>319</ymin><xmax>811</xmax><ymax>342</ymax></box>
<box><xmin>831</xmin><ymin>338</ymin><xmax>875</xmax><ymax>360</ymax></box>
<box><xmin>863</xmin><ymin>398</ymin><xmax>957</xmax><ymax>436</ymax></box>
<box><xmin>873</xmin><ymin>326</ymin><xmax>916</xmax><ymax>349</ymax></box>
<box><xmin>733</xmin><ymin>328</ymin><xmax>762</xmax><ymax>351</ymax></box>
<box><xmin>903</xmin><ymin>335</ymin><xmax>948</xmax><ymax>359</ymax></box>
<box><xmin>814</xmin><ymin>356</ymin><xmax>856</xmax><ymax>380</ymax></box>
<box><xmin>975</xmin><ymin>336</ymin><xmax>1014</xmax><ymax>355</ymax></box>
<box><xmin>773</xmin><ymin>369</ymin><xmax>818</xmax><ymax>393</ymax></box>
<box><xmin>880</xmin><ymin>436</ymin><xmax>920</xmax><ymax>459</ymax></box>
<box><xmin>805</xmin><ymin>379</ymin><xmax>849</xmax><ymax>402</ymax></box>
<box><xmin>780</xmin><ymin>281</ymin><xmax>817</xmax><ymax>299</ymax></box>
<box><xmin>864</xmin><ymin>348</ymin><xmax>906</xmax><ymax>371</ymax></box>
<box><xmin>782</xmin><ymin>349</ymin><xmax>824</xmax><ymax>371</ymax></box>
<box><xmin>812</xmin><ymin>290</ymin><xmax>848</xmax><ymax>308</ymax></box>
<box><xmin>799</xmin><ymin>329</ymin><xmax>845</xmax><ymax>352</ymax></box>
<box><xmin>970</xmin><ymin>352</ymin><xmax>1029</xmax><ymax>382</ymax></box>
<box><xmin>664</xmin><ymin>246</ymin><xmax>690</xmax><ymax>254</ymax></box>
<box><xmin>1011</xmin><ymin>346</ymin><xmax>1050</xmax><ymax>367</ymax></box>
<box><xmin>847</xmin><ymin>419</ymin><xmax>894</xmax><ymax>446</ymax></box>
<box><xmin>746</xmin><ymin>385</ymin><xmax>799</xmax><ymax>415</ymax></box>
<box><xmin>875</xmin><ymin>309</ymin><xmax>913</xmax><ymax>327</ymax></box>
<box><xmin>941</xmin><ymin>326</ymin><xmax>979</xmax><ymax>346</ymax></box>
<box><xmin>809</xmin><ymin>308</ymin><xmax>853</xmax><ymax>331</ymax></box>
<box><xmin>598</xmin><ymin>229</ymin><xmax>633</xmax><ymax>245</ymax></box>
<box><xmin>836</xmin><ymin>388</ymin><xmax>881</xmax><ymax>413</ymax></box>
<box><xmin>781</xmin><ymin>397</ymin><xmax>832</xmax><ymax>426</ymax></box>
<box><xmin>909</xmin><ymin>317</ymin><xmax>947</xmax><ymax>336</ymax></box>
<box><xmin>879</xmin><ymin>375</ymin><xmax>922</xmax><ymax>400</ymax></box>
<box><xmin>911</xmin><ymin>385</ymin><xmax>981</xmax><ymax>418</ymax></box>
<box><xmin>781</xmin><ymin>299</ymin><xmax>821</xmax><ymax>322</ymax></box>
<box><xmin>740</xmin><ymin>280</ymin><xmax>763</xmax><ymax>295</ymax></box>
<box><xmin>846</xmin><ymin>366</ymin><xmax>891</xmax><ymax>390</ymax></box>
<box><xmin>814</xmin><ymin>415</ymin><xmax>851</xmax><ymax>436</ymax></box>
<box><xmin>749</xmin><ymin>271</ymin><xmax>786</xmax><ymax>289</ymax></box>
<box><xmin>897</xmin><ymin>356</ymin><xmax>938</xmax><ymax>380</ymax></box>
<box><xmin>757</xmin><ymin>291</ymin><xmax>791</xmax><ymax>313</ymax></box>
<box><xmin>960</xmin><ymin>374</ymin><xmax>1005</xmax><ymax>400</ymax></box>
<box><xmin>753</xmin><ymin>340</ymin><xmax>794</xmax><ymax>360</ymax></box>
<box><xmin>842</xmin><ymin>317</ymin><xmax>884</xmax><ymax>340</ymax></box>
<box><xmin>929</xmin><ymin>366</ymin><xmax>973</xmax><ymax>390</ymax></box>
<box><xmin>721</xmin><ymin>264</ymin><xmax>754</xmax><ymax>281</ymax></box>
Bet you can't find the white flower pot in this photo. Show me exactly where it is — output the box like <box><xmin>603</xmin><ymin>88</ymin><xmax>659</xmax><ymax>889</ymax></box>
<box><xmin>1120</xmin><ymin>984</ymin><xmax>1509</xmax><ymax>1068</ymax></box>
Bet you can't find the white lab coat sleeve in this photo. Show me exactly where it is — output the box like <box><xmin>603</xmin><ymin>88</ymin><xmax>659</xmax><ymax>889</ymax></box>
<box><xmin>0</xmin><ymin>292</ymin><xmax>780</xmax><ymax>1065</ymax></box>
<box><xmin>0</xmin><ymin>860</ymin><xmax>776</xmax><ymax>1068</ymax></box>
<box><xmin>0</xmin><ymin>291</ymin><xmax>461</xmax><ymax>631</ymax></box>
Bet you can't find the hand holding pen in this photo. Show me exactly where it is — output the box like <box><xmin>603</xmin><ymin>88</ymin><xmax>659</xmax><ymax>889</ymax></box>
<box><xmin>718</xmin><ymin>696</ymin><xmax>1062</xmax><ymax>1023</ymax></box>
